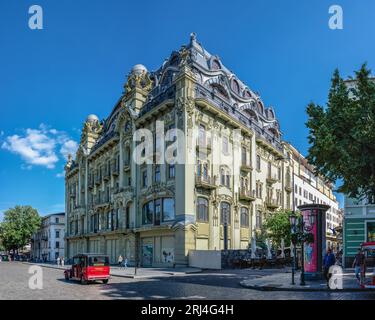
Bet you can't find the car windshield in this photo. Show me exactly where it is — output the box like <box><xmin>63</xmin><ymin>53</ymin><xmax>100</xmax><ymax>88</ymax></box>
<box><xmin>88</xmin><ymin>256</ymin><xmax>109</xmax><ymax>266</ymax></box>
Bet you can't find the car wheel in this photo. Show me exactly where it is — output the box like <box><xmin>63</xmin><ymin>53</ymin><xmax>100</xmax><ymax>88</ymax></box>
<box><xmin>102</xmin><ymin>279</ymin><xmax>109</xmax><ymax>284</ymax></box>
<box><xmin>80</xmin><ymin>277</ymin><xmax>87</xmax><ymax>285</ymax></box>
<box><xmin>64</xmin><ymin>273</ymin><xmax>69</xmax><ymax>281</ymax></box>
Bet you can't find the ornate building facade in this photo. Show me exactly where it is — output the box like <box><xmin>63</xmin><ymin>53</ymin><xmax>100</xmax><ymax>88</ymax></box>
<box><xmin>65</xmin><ymin>34</ymin><xmax>303</xmax><ymax>266</ymax></box>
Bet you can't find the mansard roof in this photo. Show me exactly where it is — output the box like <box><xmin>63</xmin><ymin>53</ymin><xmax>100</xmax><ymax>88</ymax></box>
<box><xmin>90</xmin><ymin>33</ymin><xmax>283</xmax><ymax>155</ymax></box>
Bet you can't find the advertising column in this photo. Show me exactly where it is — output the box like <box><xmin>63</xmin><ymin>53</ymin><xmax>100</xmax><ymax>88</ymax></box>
<box><xmin>298</xmin><ymin>204</ymin><xmax>330</xmax><ymax>280</ymax></box>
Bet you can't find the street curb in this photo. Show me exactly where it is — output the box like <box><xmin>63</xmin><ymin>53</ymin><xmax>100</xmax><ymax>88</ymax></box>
<box><xmin>239</xmin><ymin>281</ymin><xmax>375</xmax><ymax>292</ymax></box>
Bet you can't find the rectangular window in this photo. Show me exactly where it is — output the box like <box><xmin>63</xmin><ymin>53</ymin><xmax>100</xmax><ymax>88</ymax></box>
<box><xmin>55</xmin><ymin>218</ymin><xmax>59</xmax><ymax>224</ymax></box>
<box><xmin>55</xmin><ymin>230</ymin><xmax>60</xmax><ymax>238</ymax></box>
<box><xmin>241</xmin><ymin>147</ymin><xmax>247</xmax><ymax>165</ymax></box>
<box><xmin>226</xmin><ymin>174</ymin><xmax>230</xmax><ymax>188</ymax></box>
<box><xmin>126</xmin><ymin>206</ymin><xmax>130</xmax><ymax>229</ymax></box>
<box><xmin>142</xmin><ymin>201</ymin><xmax>153</xmax><ymax>225</ymax></box>
<box><xmin>56</xmin><ymin>241</ymin><xmax>59</xmax><ymax>249</ymax></box>
<box><xmin>256</xmin><ymin>211</ymin><xmax>262</xmax><ymax>229</ymax></box>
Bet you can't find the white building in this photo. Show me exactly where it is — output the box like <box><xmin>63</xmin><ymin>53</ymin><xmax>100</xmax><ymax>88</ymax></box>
<box><xmin>286</xmin><ymin>143</ymin><xmax>342</xmax><ymax>251</ymax></box>
<box><xmin>31</xmin><ymin>213</ymin><xmax>65</xmax><ymax>262</ymax></box>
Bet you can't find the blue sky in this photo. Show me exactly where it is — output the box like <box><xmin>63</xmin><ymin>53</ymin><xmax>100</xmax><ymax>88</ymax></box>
<box><xmin>0</xmin><ymin>0</ymin><xmax>374</xmax><ymax>219</ymax></box>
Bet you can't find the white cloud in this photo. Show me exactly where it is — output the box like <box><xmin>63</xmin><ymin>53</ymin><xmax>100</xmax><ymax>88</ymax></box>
<box><xmin>1</xmin><ymin>124</ymin><xmax>78</xmax><ymax>170</ymax></box>
<box><xmin>56</xmin><ymin>170</ymin><xmax>65</xmax><ymax>178</ymax></box>
<box><xmin>60</xmin><ymin>139</ymin><xmax>78</xmax><ymax>160</ymax></box>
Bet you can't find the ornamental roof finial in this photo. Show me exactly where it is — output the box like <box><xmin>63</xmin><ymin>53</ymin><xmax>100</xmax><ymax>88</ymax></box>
<box><xmin>190</xmin><ymin>32</ymin><xmax>197</xmax><ymax>44</ymax></box>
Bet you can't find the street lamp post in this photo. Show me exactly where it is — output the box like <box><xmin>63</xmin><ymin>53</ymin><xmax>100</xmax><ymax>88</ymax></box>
<box><xmin>289</xmin><ymin>212</ymin><xmax>297</xmax><ymax>285</ymax></box>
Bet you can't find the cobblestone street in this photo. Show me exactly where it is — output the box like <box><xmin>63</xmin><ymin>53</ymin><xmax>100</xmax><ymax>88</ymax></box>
<box><xmin>1</xmin><ymin>262</ymin><xmax>375</xmax><ymax>300</ymax></box>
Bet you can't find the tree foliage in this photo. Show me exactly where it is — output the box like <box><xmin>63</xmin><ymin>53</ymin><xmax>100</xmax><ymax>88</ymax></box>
<box><xmin>0</xmin><ymin>206</ymin><xmax>41</xmax><ymax>252</ymax></box>
<box><xmin>263</xmin><ymin>209</ymin><xmax>296</xmax><ymax>247</ymax></box>
<box><xmin>306</xmin><ymin>64</ymin><xmax>375</xmax><ymax>200</ymax></box>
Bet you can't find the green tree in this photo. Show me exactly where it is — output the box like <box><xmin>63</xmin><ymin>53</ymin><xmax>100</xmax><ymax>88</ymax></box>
<box><xmin>263</xmin><ymin>209</ymin><xmax>297</xmax><ymax>248</ymax></box>
<box><xmin>306</xmin><ymin>64</ymin><xmax>375</xmax><ymax>200</ymax></box>
<box><xmin>0</xmin><ymin>206</ymin><xmax>41</xmax><ymax>253</ymax></box>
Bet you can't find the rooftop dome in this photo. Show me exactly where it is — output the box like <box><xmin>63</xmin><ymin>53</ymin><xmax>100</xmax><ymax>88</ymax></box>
<box><xmin>86</xmin><ymin>114</ymin><xmax>99</xmax><ymax>122</ymax></box>
<box><xmin>131</xmin><ymin>64</ymin><xmax>147</xmax><ymax>75</ymax></box>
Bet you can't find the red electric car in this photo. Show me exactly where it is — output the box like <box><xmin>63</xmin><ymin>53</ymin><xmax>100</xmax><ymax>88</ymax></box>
<box><xmin>64</xmin><ymin>253</ymin><xmax>110</xmax><ymax>284</ymax></box>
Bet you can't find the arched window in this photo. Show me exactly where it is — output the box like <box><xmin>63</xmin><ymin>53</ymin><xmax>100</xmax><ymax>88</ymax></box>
<box><xmin>211</xmin><ymin>59</ymin><xmax>221</xmax><ymax>70</ymax></box>
<box><xmin>220</xmin><ymin>202</ymin><xmax>231</xmax><ymax>225</ymax></box>
<box><xmin>244</xmin><ymin>90</ymin><xmax>252</xmax><ymax>99</ymax></box>
<box><xmin>220</xmin><ymin>168</ymin><xmax>225</xmax><ymax>185</ymax></box>
<box><xmin>197</xmin><ymin>197</ymin><xmax>209</xmax><ymax>222</ymax></box>
<box><xmin>231</xmin><ymin>79</ymin><xmax>240</xmax><ymax>94</ymax></box>
<box><xmin>258</xmin><ymin>101</ymin><xmax>264</xmax><ymax>114</ymax></box>
<box><xmin>203</xmin><ymin>163</ymin><xmax>208</xmax><ymax>178</ymax></box>
<box><xmin>197</xmin><ymin>160</ymin><xmax>201</xmax><ymax>177</ymax></box>
<box><xmin>241</xmin><ymin>207</ymin><xmax>249</xmax><ymax>227</ymax></box>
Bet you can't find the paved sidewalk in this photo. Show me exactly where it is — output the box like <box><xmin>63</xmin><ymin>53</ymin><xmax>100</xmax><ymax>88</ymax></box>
<box><xmin>240</xmin><ymin>269</ymin><xmax>375</xmax><ymax>292</ymax></box>
<box><xmin>22</xmin><ymin>262</ymin><xmax>202</xmax><ymax>279</ymax></box>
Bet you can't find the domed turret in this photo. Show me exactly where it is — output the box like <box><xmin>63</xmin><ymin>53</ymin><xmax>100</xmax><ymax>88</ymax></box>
<box><xmin>86</xmin><ymin>114</ymin><xmax>99</xmax><ymax>123</ymax></box>
<box><xmin>131</xmin><ymin>64</ymin><xmax>147</xmax><ymax>75</ymax></box>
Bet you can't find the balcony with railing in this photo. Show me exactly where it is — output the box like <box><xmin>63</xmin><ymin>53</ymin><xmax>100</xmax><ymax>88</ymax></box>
<box><xmin>266</xmin><ymin>173</ymin><xmax>278</xmax><ymax>185</ymax></box>
<box><xmin>195</xmin><ymin>173</ymin><xmax>217</xmax><ymax>190</ymax></box>
<box><xmin>240</xmin><ymin>160</ymin><xmax>252</xmax><ymax>172</ymax></box>
<box><xmin>265</xmin><ymin>197</ymin><xmax>279</xmax><ymax>209</ymax></box>
<box><xmin>239</xmin><ymin>188</ymin><xmax>256</xmax><ymax>202</ymax></box>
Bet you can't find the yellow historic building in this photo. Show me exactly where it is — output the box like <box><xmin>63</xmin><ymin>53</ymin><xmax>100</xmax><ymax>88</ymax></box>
<box><xmin>65</xmin><ymin>34</ymin><xmax>296</xmax><ymax>266</ymax></box>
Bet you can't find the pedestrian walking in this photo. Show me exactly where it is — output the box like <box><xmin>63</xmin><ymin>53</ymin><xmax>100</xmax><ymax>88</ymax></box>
<box><xmin>352</xmin><ymin>248</ymin><xmax>366</xmax><ymax>286</ymax></box>
<box><xmin>118</xmin><ymin>255</ymin><xmax>123</xmax><ymax>268</ymax></box>
<box><xmin>56</xmin><ymin>256</ymin><xmax>61</xmax><ymax>266</ymax></box>
<box><xmin>323</xmin><ymin>248</ymin><xmax>335</xmax><ymax>286</ymax></box>
<box><xmin>124</xmin><ymin>256</ymin><xmax>128</xmax><ymax>268</ymax></box>
<box><xmin>61</xmin><ymin>257</ymin><xmax>65</xmax><ymax>267</ymax></box>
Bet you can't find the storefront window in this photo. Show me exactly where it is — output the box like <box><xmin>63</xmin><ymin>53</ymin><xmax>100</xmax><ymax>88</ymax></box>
<box><xmin>367</xmin><ymin>222</ymin><xmax>375</xmax><ymax>242</ymax></box>
<box><xmin>154</xmin><ymin>199</ymin><xmax>161</xmax><ymax>225</ymax></box>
